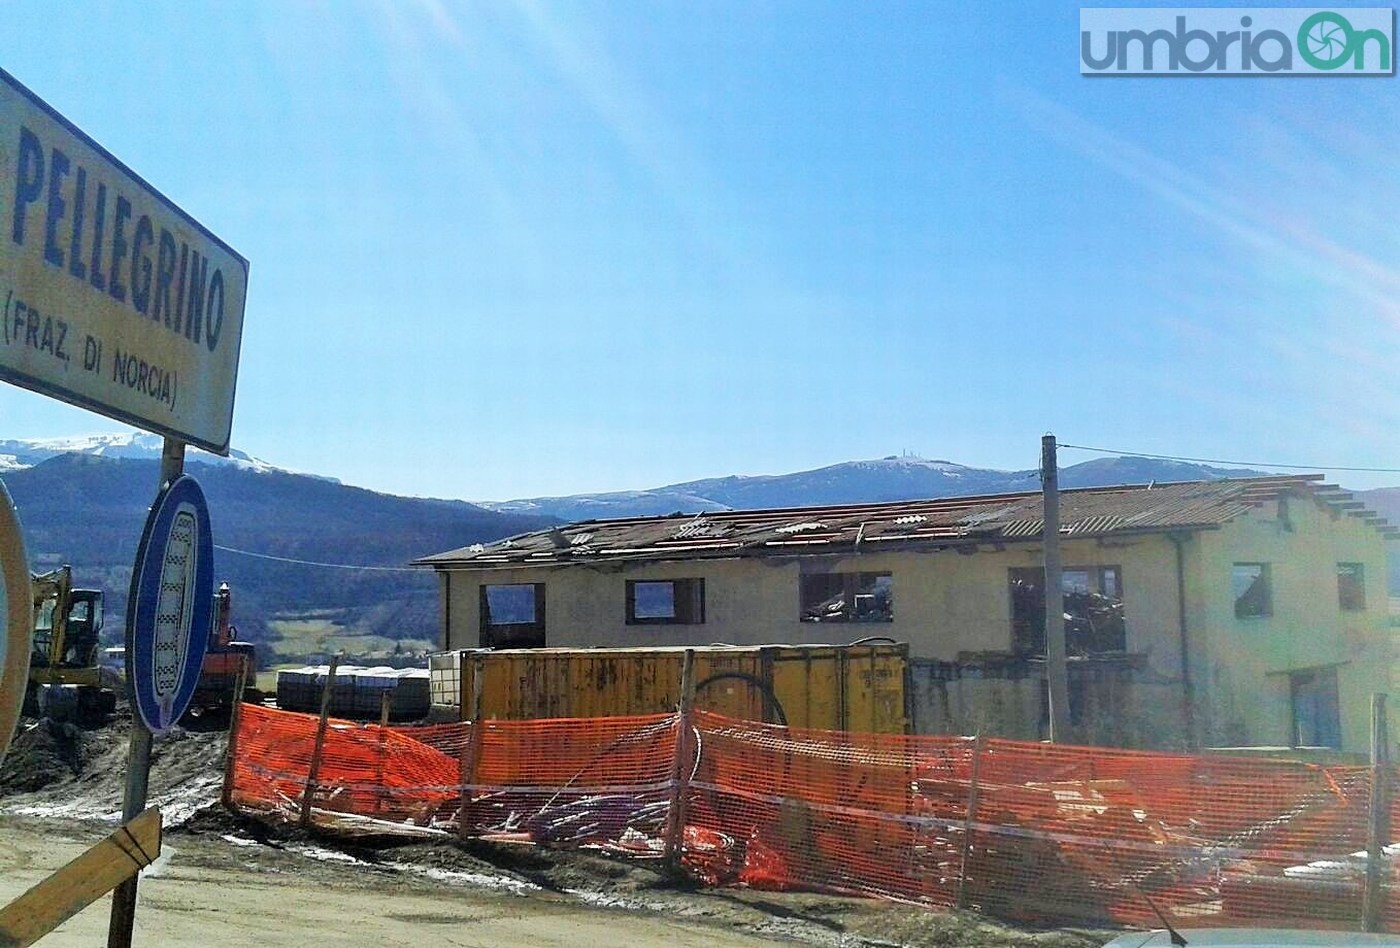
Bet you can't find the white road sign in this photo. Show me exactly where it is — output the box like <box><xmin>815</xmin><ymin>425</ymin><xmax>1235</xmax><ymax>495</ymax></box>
<box><xmin>0</xmin><ymin>68</ymin><xmax>247</xmax><ymax>454</ymax></box>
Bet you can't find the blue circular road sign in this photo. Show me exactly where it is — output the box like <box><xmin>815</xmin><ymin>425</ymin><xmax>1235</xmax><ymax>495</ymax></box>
<box><xmin>127</xmin><ymin>474</ymin><xmax>214</xmax><ymax>733</ymax></box>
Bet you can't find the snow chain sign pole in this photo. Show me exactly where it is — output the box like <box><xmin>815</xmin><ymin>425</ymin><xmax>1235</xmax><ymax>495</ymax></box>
<box><xmin>109</xmin><ymin>438</ymin><xmax>212</xmax><ymax>948</ymax></box>
<box><xmin>1042</xmin><ymin>434</ymin><xmax>1069</xmax><ymax>743</ymax></box>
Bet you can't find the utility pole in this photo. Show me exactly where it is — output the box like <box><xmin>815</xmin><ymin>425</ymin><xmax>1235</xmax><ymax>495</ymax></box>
<box><xmin>1042</xmin><ymin>434</ymin><xmax>1069</xmax><ymax>742</ymax></box>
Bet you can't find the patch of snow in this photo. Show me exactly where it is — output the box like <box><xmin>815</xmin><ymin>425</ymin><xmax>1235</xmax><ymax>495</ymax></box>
<box><xmin>286</xmin><ymin>842</ymin><xmax>363</xmax><ymax>864</ymax></box>
<box><xmin>2</xmin><ymin>771</ymin><xmax>222</xmax><ymax>825</ymax></box>
<box><xmin>273</xmin><ymin>840</ymin><xmax>537</xmax><ymax>894</ymax></box>
<box><xmin>4</xmin><ymin>799</ymin><xmax>116</xmax><ymax>820</ymax></box>
<box><xmin>142</xmin><ymin>842</ymin><xmax>176</xmax><ymax>878</ymax></box>
<box><xmin>149</xmin><ymin>773</ymin><xmax>225</xmax><ymax>826</ymax></box>
<box><xmin>384</xmin><ymin>861</ymin><xmax>539</xmax><ymax>895</ymax></box>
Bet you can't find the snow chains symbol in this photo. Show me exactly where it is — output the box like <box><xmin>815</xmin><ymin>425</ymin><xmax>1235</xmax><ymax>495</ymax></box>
<box><xmin>153</xmin><ymin>505</ymin><xmax>197</xmax><ymax>719</ymax></box>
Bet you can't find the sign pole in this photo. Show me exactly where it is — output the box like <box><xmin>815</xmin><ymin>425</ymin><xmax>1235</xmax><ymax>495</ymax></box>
<box><xmin>107</xmin><ymin>438</ymin><xmax>185</xmax><ymax>948</ymax></box>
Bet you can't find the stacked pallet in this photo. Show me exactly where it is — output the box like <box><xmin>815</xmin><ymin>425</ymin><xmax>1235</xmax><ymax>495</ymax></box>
<box><xmin>275</xmin><ymin>665</ymin><xmax>430</xmax><ymax>720</ymax></box>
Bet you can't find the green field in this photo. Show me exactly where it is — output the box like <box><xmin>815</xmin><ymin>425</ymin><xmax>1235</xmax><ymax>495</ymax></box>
<box><xmin>266</xmin><ymin>610</ymin><xmax>437</xmax><ymax>665</ymax></box>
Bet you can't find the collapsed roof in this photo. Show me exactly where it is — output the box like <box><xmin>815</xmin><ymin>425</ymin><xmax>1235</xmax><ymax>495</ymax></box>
<box><xmin>417</xmin><ymin>475</ymin><xmax>1397</xmax><ymax>570</ymax></box>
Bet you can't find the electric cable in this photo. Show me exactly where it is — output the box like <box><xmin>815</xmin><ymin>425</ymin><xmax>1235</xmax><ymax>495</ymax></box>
<box><xmin>1058</xmin><ymin>443</ymin><xmax>1400</xmax><ymax>475</ymax></box>
<box><xmin>212</xmin><ymin>544</ymin><xmax>421</xmax><ymax>572</ymax></box>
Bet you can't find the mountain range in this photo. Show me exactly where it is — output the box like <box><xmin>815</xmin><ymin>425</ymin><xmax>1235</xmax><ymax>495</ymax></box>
<box><xmin>1</xmin><ymin>434</ymin><xmax>1394</xmax><ymax>663</ymax></box>
<box><xmin>478</xmin><ymin>454</ymin><xmax>1278</xmax><ymax>521</ymax></box>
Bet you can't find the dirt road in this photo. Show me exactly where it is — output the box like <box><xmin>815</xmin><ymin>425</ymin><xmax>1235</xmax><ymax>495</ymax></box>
<box><xmin>1</xmin><ymin>813</ymin><xmax>1108</xmax><ymax>947</ymax></box>
<box><xmin>0</xmin><ymin>816</ymin><xmax>805</xmax><ymax>947</ymax></box>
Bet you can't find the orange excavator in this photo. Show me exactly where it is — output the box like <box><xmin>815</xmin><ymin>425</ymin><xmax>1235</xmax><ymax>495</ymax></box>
<box><xmin>187</xmin><ymin>582</ymin><xmax>260</xmax><ymax>717</ymax></box>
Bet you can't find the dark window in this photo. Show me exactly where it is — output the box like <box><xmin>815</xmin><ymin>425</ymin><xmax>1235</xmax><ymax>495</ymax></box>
<box><xmin>479</xmin><ymin>583</ymin><xmax>546</xmax><ymax>648</ymax></box>
<box><xmin>626</xmin><ymin>579</ymin><xmax>705</xmax><ymax>624</ymax></box>
<box><xmin>1290</xmin><ymin>668</ymin><xmax>1341</xmax><ymax>748</ymax></box>
<box><xmin>1338</xmin><ymin>563</ymin><xmax>1366</xmax><ymax>612</ymax></box>
<box><xmin>1009</xmin><ymin>566</ymin><xmax>1125</xmax><ymax>657</ymax></box>
<box><xmin>1232</xmin><ymin>563</ymin><xmax>1272</xmax><ymax>618</ymax></box>
<box><xmin>799</xmin><ymin>572</ymin><xmax>892</xmax><ymax>623</ymax></box>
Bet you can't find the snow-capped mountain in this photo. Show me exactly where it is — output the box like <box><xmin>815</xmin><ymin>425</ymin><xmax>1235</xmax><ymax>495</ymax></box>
<box><xmin>0</xmin><ymin>432</ymin><xmax>323</xmax><ymax>480</ymax></box>
<box><xmin>479</xmin><ymin>454</ymin><xmax>1272</xmax><ymax>522</ymax></box>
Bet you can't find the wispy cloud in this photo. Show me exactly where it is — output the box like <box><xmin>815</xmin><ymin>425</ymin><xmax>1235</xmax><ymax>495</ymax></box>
<box><xmin>1005</xmin><ymin>85</ymin><xmax>1400</xmax><ymax>326</ymax></box>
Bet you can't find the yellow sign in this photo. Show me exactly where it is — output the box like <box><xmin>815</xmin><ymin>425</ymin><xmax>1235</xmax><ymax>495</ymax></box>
<box><xmin>0</xmin><ymin>68</ymin><xmax>247</xmax><ymax>454</ymax></box>
<box><xmin>0</xmin><ymin>479</ymin><xmax>30</xmax><ymax>764</ymax></box>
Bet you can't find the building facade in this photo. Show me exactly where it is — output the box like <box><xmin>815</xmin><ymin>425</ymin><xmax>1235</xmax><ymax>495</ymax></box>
<box><xmin>417</xmin><ymin>476</ymin><xmax>1395</xmax><ymax>752</ymax></box>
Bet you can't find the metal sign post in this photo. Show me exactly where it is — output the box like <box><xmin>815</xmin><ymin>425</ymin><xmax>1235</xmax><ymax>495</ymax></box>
<box><xmin>108</xmin><ymin>441</ymin><xmax>215</xmax><ymax>948</ymax></box>
<box><xmin>0</xmin><ymin>480</ymin><xmax>32</xmax><ymax>764</ymax></box>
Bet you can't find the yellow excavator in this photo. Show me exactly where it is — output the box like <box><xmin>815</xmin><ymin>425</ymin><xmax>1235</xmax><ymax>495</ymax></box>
<box><xmin>24</xmin><ymin>566</ymin><xmax>118</xmax><ymax>722</ymax></box>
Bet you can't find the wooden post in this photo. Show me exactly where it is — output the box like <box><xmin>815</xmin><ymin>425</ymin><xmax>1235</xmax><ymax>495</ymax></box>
<box><xmin>373</xmin><ymin>689</ymin><xmax>392</xmax><ymax>815</ymax></box>
<box><xmin>456</xmin><ymin>655</ymin><xmax>485</xmax><ymax>839</ymax></box>
<box><xmin>2</xmin><ymin>808</ymin><xmax>162</xmax><ymax>948</ymax></box>
<box><xmin>956</xmin><ymin>734</ymin><xmax>984</xmax><ymax>910</ymax></box>
<box><xmin>1041</xmin><ymin>434</ymin><xmax>1069</xmax><ymax>743</ymax></box>
<box><xmin>299</xmin><ymin>655</ymin><xmax>340</xmax><ymax>829</ymax></box>
<box><xmin>664</xmin><ymin>649</ymin><xmax>698</xmax><ymax>874</ymax></box>
<box><xmin>1364</xmin><ymin>693</ymin><xmax>1390</xmax><ymax>933</ymax></box>
<box><xmin>221</xmin><ymin>654</ymin><xmax>251</xmax><ymax>811</ymax></box>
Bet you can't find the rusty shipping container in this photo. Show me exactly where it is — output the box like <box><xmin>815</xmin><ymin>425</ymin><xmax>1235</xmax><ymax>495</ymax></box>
<box><xmin>429</xmin><ymin>643</ymin><xmax>910</xmax><ymax>734</ymax></box>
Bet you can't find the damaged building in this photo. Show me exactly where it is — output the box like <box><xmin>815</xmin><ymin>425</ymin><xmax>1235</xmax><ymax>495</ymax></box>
<box><xmin>416</xmin><ymin>475</ymin><xmax>1396</xmax><ymax>752</ymax></box>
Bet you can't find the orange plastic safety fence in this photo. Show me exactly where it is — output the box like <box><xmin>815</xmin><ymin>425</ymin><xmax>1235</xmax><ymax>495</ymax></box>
<box><xmin>226</xmin><ymin>703</ymin><xmax>1400</xmax><ymax>933</ymax></box>
<box><xmin>227</xmin><ymin>704</ymin><xmax>461</xmax><ymax>828</ymax></box>
<box><xmin>227</xmin><ymin>703</ymin><xmax>678</xmax><ymax>848</ymax></box>
<box><xmin>685</xmin><ymin>711</ymin><xmax>1395</xmax><ymax>931</ymax></box>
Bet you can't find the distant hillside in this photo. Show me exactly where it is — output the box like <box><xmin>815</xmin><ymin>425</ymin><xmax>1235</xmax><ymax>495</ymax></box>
<box><xmin>480</xmin><ymin>455</ymin><xmax>1273</xmax><ymax>521</ymax></box>
<box><xmin>3</xmin><ymin>454</ymin><xmax>556</xmax><ymax>661</ymax></box>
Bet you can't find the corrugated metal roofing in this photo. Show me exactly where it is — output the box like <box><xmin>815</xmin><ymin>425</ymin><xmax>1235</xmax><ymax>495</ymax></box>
<box><xmin>415</xmin><ymin>475</ymin><xmax>1399</xmax><ymax>569</ymax></box>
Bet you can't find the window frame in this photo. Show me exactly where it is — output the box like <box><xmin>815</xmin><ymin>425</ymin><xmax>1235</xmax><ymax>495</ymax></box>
<box><xmin>1008</xmin><ymin>565</ymin><xmax>1125</xmax><ymax>656</ymax></box>
<box><xmin>798</xmin><ymin>571</ymin><xmax>893</xmax><ymax>623</ymax></box>
<box><xmin>479</xmin><ymin>582</ymin><xmax>547</xmax><ymax>648</ymax></box>
<box><xmin>1290</xmin><ymin>666</ymin><xmax>1341</xmax><ymax>749</ymax></box>
<box><xmin>1232</xmin><ymin>562</ymin><xmax>1273</xmax><ymax>619</ymax></box>
<box><xmin>1337</xmin><ymin>562</ymin><xmax>1366</xmax><ymax>612</ymax></box>
<box><xmin>625</xmin><ymin>578</ymin><xmax>706</xmax><ymax>625</ymax></box>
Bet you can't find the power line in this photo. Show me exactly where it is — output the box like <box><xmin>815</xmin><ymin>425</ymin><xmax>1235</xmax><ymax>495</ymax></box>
<box><xmin>213</xmin><ymin>544</ymin><xmax>422</xmax><ymax>572</ymax></box>
<box><xmin>1058</xmin><ymin>443</ymin><xmax>1400</xmax><ymax>475</ymax></box>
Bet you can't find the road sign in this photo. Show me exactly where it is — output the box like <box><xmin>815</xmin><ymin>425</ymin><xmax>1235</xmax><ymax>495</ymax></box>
<box><xmin>0</xmin><ymin>67</ymin><xmax>248</xmax><ymax>454</ymax></box>
<box><xmin>126</xmin><ymin>474</ymin><xmax>213</xmax><ymax>732</ymax></box>
<box><xmin>0</xmin><ymin>479</ymin><xmax>30</xmax><ymax>763</ymax></box>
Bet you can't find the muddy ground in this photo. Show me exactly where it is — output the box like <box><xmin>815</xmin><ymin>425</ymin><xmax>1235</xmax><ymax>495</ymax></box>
<box><xmin>0</xmin><ymin>714</ymin><xmax>1113</xmax><ymax>947</ymax></box>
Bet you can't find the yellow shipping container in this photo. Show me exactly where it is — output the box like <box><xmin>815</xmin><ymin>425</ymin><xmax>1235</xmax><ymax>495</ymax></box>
<box><xmin>430</xmin><ymin>643</ymin><xmax>909</xmax><ymax>734</ymax></box>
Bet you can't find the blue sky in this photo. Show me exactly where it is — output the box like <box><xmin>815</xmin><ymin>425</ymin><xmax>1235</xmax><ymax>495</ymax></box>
<box><xmin>1</xmin><ymin>1</ymin><xmax>1397</xmax><ymax>500</ymax></box>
